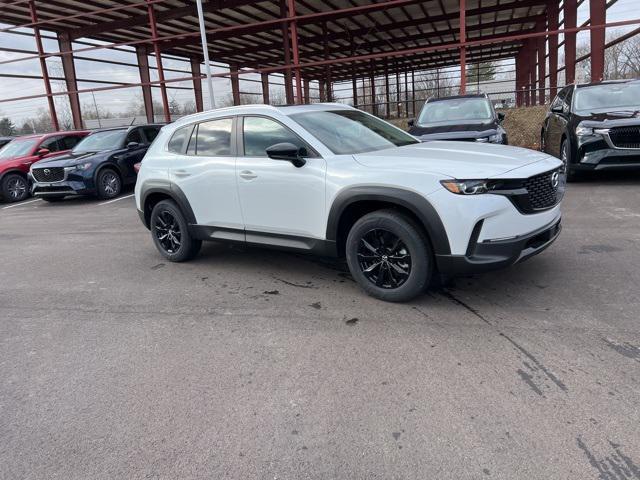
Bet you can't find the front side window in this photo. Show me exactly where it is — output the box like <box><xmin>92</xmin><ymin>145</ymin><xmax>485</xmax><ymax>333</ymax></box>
<box><xmin>0</xmin><ymin>139</ymin><xmax>38</xmax><ymax>159</ymax></box>
<box><xmin>59</xmin><ymin>135</ymin><xmax>83</xmax><ymax>150</ymax></box>
<box><xmin>142</xmin><ymin>127</ymin><xmax>160</xmax><ymax>144</ymax></box>
<box><xmin>417</xmin><ymin>98</ymin><xmax>493</xmax><ymax>125</ymax></box>
<box><xmin>189</xmin><ymin>118</ymin><xmax>233</xmax><ymax>156</ymax></box>
<box><xmin>125</xmin><ymin>129</ymin><xmax>143</xmax><ymax>145</ymax></box>
<box><xmin>73</xmin><ymin>130</ymin><xmax>127</xmax><ymax>153</ymax></box>
<box><xmin>290</xmin><ymin>109</ymin><xmax>418</xmax><ymax>155</ymax></box>
<box><xmin>243</xmin><ymin>116</ymin><xmax>307</xmax><ymax>156</ymax></box>
<box><xmin>573</xmin><ymin>81</ymin><xmax>640</xmax><ymax>113</ymax></box>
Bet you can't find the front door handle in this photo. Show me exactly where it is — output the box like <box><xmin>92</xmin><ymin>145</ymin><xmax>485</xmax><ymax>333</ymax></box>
<box><xmin>239</xmin><ymin>170</ymin><xmax>257</xmax><ymax>180</ymax></box>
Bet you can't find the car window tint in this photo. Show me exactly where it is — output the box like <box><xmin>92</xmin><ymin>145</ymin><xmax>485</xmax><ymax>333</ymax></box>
<box><xmin>126</xmin><ymin>129</ymin><xmax>143</xmax><ymax>145</ymax></box>
<box><xmin>59</xmin><ymin>135</ymin><xmax>82</xmax><ymax>150</ymax></box>
<box><xmin>168</xmin><ymin>125</ymin><xmax>191</xmax><ymax>153</ymax></box>
<box><xmin>196</xmin><ymin>118</ymin><xmax>232</xmax><ymax>156</ymax></box>
<box><xmin>243</xmin><ymin>117</ymin><xmax>307</xmax><ymax>156</ymax></box>
<box><xmin>142</xmin><ymin>126</ymin><xmax>160</xmax><ymax>144</ymax></box>
<box><xmin>39</xmin><ymin>136</ymin><xmax>61</xmax><ymax>152</ymax></box>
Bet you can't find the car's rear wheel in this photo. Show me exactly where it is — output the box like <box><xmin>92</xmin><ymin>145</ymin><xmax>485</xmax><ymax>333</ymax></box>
<box><xmin>96</xmin><ymin>168</ymin><xmax>121</xmax><ymax>199</ymax></box>
<box><xmin>150</xmin><ymin>200</ymin><xmax>201</xmax><ymax>262</ymax></box>
<box><xmin>1</xmin><ymin>173</ymin><xmax>29</xmax><ymax>203</ymax></box>
<box><xmin>346</xmin><ymin>209</ymin><xmax>432</xmax><ymax>302</ymax></box>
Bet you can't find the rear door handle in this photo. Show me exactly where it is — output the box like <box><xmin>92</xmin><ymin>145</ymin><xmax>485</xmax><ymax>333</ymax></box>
<box><xmin>239</xmin><ymin>170</ymin><xmax>257</xmax><ymax>180</ymax></box>
<box><xmin>173</xmin><ymin>169</ymin><xmax>190</xmax><ymax>177</ymax></box>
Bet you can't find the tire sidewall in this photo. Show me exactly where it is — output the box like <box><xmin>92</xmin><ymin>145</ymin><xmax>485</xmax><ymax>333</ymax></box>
<box><xmin>345</xmin><ymin>211</ymin><xmax>432</xmax><ymax>302</ymax></box>
<box><xmin>150</xmin><ymin>200</ymin><xmax>200</xmax><ymax>262</ymax></box>
<box><xmin>97</xmin><ymin>168</ymin><xmax>121</xmax><ymax>199</ymax></box>
<box><xmin>2</xmin><ymin>173</ymin><xmax>29</xmax><ymax>203</ymax></box>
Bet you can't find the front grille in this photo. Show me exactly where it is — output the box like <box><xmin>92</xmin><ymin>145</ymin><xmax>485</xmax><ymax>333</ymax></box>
<box><xmin>609</xmin><ymin>126</ymin><xmax>640</xmax><ymax>149</ymax></box>
<box><xmin>524</xmin><ymin>168</ymin><xmax>562</xmax><ymax>210</ymax></box>
<box><xmin>32</xmin><ymin>167</ymin><xmax>64</xmax><ymax>182</ymax></box>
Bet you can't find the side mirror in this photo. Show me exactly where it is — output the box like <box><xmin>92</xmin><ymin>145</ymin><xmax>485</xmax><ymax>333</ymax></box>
<box><xmin>407</xmin><ymin>119</ymin><xmax>415</xmax><ymax>127</ymax></box>
<box><xmin>37</xmin><ymin>148</ymin><xmax>50</xmax><ymax>157</ymax></box>
<box><xmin>127</xmin><ymin>142</ymin><xmax>140</xmax><ymax>150</ymax></box>
<box><xmin>551</xmin><ymin>104</ymin><xmax>564</xmax><ymax>114</ymax></box>
<box><xmin>265</xmin><ymin>142</ymin><xmax>307</xmax><ymax>168</ymax></box>
<box><xmin>497</xmin><ymin>112</ymin><xmax>505</xmax><ymax>123</ymax></box>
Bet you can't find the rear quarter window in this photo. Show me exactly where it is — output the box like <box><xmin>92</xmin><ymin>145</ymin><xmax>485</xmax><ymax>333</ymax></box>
<box><xmin>167</xmin><ymin>126</ymin><xmax>191</xmax><ymax>153</ymax></box>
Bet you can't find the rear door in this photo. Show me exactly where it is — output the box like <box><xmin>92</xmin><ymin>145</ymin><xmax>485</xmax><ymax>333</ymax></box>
<box><xmin>169</xmin><ymin>117</ymin><xmax>244</xmax><ymax>232</ymax></box>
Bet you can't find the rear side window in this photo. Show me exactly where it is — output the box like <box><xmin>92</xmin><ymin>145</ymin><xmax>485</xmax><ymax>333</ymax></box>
<box><xmin>188</xmin><ymin>118</ymin><xmax>233</xmax><ymax>156</ymax></box>
<box><xmin>168</xmin><ymin>126</ymin><xmax>191</xmax><ymax>153</ymax></box>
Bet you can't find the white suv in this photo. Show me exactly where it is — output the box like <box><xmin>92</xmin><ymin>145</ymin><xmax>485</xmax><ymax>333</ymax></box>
<box><xmin>135</xmin><ymin>104</ymin><xmax>564</xmax><ymax>302</ymax></box>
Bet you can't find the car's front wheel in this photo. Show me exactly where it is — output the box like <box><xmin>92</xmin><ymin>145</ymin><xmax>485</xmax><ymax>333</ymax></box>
<box><xmin>96</xmin><ymin>168</ymin><xmax>122</xmax><ymax>199</ymax></box>
<box><xmin>561</xmin><ymin>139</ymin><xmax>578</xmax><ymax>182</ymax></box>
<box><xmin>346</xmin><ymin>209</ymin><xmax>433</xmax><ymax>302</ymax></box>
<box><xmin>1</xmin><ymin>173</ymin><xmax>29</xmax><ymax>203</ymax></box>
<box><xmin>150</xmin><ymin>200</ymin><xmax>202</xmax><ymax>262</ymax></box>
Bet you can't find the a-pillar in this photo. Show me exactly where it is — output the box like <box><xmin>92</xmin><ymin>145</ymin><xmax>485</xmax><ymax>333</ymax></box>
<box><xmin>590</xmin><ymin>0</ymin><xmax>606</xmax><ymax>82</ymax></box>
<box><xmin>136</xmin><ymin>46</ymin><xmax>154</xmax><ymax>123</ymax></box>
<box><xmin>57</xmin><ymin>32</ymin><xmax>83</xmax><ymax>129</ymax></box>
<box><xmin>190</xmin><ymin>57</ymin><xmax>204</xmax><ymax>112</ymax></box>
<box><xmin>548</xmin><ymin>0</ymin><xmax>559</xmax><ymax>99</ymax></box>
<box><xmin>564</xmin><ymin>0</ymin><xmax>577</xmax><ymax>84</ymax></box>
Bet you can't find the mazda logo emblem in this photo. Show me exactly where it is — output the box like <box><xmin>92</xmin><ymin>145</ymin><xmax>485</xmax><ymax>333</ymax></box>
<box><xmin>551</xmin><ymin>172</ymin><xmax>560</xmax><ymax>188</ymax></box>
<box><xmin>43</xmin><ymin>169</ymin><xmax>50</xmax><ymax>175</ymax></box>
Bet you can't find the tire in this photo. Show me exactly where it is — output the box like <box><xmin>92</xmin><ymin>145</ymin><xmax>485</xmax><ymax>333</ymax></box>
<box><xmin>561</xmin><ymin>139</ymin><xmax>578</xmax><ymax>182</ymax></box>
<box><xmin>1</xmin><ymin>173</ymin><xmax>29</xmax><ymax>203</ymax></box>
<box><xmin>150</xmin><ymin>200</ymin><xmax>202</xmax><ymax>262</ymax></box>
<box><xmin>345</xmin><ymin>209</ymin><xmax>433</xmax><ymax>302</ymax></box>
<box><xmin>96</xmin><ymin>168</ymin><xmax>122</xmax><ymax>199</ymax></box>
<box><xmin>42</xmin><ymin>196</ymin><xmax>65</xmax><ymax>203</ymax></box>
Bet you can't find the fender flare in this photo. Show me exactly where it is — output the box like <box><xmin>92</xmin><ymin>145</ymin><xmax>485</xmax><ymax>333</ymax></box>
<box><xmin>139</xmin><ymin>181</ymin><xmax>197</xmax><ymax>228</ymax></box>
<box><xmin>326</xmin><ymin>186</ymin><xmax>451</xmax><ymax>256</ymax></box>
<box><xmin>0</xmin><ymin>168</ymin><xmax>28</xmax><ymax>183</ymax></box>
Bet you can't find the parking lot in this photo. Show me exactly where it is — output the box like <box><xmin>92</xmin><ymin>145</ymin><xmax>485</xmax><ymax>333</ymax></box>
<box><xmin>1</xmin><ymin>174</ymin><xmax>639</xmax><ymax>479</ymax></box>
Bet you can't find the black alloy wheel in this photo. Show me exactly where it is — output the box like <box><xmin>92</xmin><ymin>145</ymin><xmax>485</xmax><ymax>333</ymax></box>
<box><xmin>154</xmin><ymin>209</ymin><xmax>182</xmax><ymax>254</ymax></box>
<box><xmin>357</xmin><ymin>228</ymin><xmax>412</xmax><ymax>289</ymax></box>
<box><xmin>150</xmin><ymin>200</ymin><xmax>202</xmax><ymax>262</ymax></box>
<box><xmin>2</xmin><ymin>174</ymin><xmax>29</xmax><ymax>203</ymax></box>
<box><xmin>97</xmin><ymin>169</ymin><xmax>121</xmax><ymax>199</ymax></box>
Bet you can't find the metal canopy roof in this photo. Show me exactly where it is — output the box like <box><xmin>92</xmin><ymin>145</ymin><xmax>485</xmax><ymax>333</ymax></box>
<box><xmin>1</xmin><ymin>0</ymin><xmax>546</xmax><ymax>81</ymax></box>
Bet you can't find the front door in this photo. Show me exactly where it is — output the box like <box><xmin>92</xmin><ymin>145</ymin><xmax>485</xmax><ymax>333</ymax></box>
<box><xmin>235</xmin><ymin>115</ymin><xmax>327</xmax><ymax>243</ymax></box>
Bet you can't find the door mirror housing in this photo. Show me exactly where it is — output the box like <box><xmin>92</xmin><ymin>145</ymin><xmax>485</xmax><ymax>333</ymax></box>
<box><xmin>265</xmin><ymin>142</ymin><xmax>307</xmax><ymax>168</ymax></box>
<box><xmin>551</xmin><ymin>104</ymin><xmax>564</xmax><ymax>114</ymax></box>
<box><xmin>407</xmin><ymin>119</ymin><xmax>415</xmax><ymax>127</ymax></box>
<box><xmin>497</xmin><ymin>112</ymin><xmax>505</xmax><ymax>123</ymax></box>
<box><xmin>36</xmin><ymin>148</ymin><xmax>50</xmax><ymax>157</ymax></box>
<box><xmin>127</xmin><ymin>141</ymin><xmax>140</xmax><ymax>150</ymax></box>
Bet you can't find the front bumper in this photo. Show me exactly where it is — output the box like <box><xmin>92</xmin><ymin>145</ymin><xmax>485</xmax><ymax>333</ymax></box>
<box><xmin>30</xmin><ymin>170</ymin><xmax>96</xmax><ymax>198</ymax></box>
<box><xmin>435</xmin><ymin>218</ymin><xmax>561</xmax><ymax>277</ymax></box>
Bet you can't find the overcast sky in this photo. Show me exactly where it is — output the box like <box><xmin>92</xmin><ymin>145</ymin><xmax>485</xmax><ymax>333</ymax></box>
<box><xmin>0</xmin><ymin>0</ymin><xmax>638</xmax><ymax>125</ymax></box>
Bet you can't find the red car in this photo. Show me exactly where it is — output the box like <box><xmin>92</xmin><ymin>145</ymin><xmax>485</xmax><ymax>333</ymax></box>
<box><xmin>0</xmin><ymin>130</ymin><xmax>89</xmax><ymax>202</ymax></box>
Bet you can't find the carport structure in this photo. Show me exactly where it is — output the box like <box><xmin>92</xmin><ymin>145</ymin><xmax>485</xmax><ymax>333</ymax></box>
<box><xmin>1</xmin><ymin>0</ymin><xmax>638</xmax><ymax>130</ymax></box>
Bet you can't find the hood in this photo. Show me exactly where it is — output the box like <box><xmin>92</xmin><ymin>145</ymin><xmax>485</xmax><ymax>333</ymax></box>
<box><xmin>574</xmin><ymin>111</ymin><xmax>640</xmax><ymax>129</ymax></box>
<box><xmin>353</xmin><ymin>141</ymin><xmax>559</xmax><ymax>179</ymax></box>
<box><xmin>33</xmin><ymin>150</ymin><xmax>110</xmax><ymax>168</ymax></box>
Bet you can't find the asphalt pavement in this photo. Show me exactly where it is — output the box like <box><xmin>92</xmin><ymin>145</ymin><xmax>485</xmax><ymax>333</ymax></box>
<box><xmin>1</xmin><ymin>175</ymin><xmax>639</xmax><ymax>480</ymax></box>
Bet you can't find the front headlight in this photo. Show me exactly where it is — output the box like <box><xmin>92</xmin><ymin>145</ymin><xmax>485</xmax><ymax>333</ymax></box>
<box><xmin>440</xmin><ymin>179</ymin><xmax>494</xmax><ymax>195</ymax></box>
<box><xmin>488</xmin><ymin>133</ymin><xmax>503</xmax><ymax>144</ymax></box>
<box><xmin>65</xmin><ymin>162</ymin><xmax>92</xmax><ymax>171</ymax></box>
<box><xmin>575</xmin><ymin>125</ymin><xmax>594</xmax><ymax>136</ymax></box>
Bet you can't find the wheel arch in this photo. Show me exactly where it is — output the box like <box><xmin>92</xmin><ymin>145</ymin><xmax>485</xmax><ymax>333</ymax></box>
<box><xmin>326</xmin><ymin>186</ymin><xmax>451</xmax><ymax>258</ymax></box>
<box><xmin>140</xmin><ymin>183</ymin><xmax>196</xmax><ymax>229</ymax></box>
<box><xmin>0</xmin><ymin>169</ymin><xmax>28</xmax><ymax>183</ymax></box>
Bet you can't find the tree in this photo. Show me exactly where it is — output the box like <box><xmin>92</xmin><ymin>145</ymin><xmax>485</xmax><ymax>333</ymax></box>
<box><xmin>466</xmin><ymin>62</ymin><xmax>497</xmax><ymax>82</ymax></box>
<box><xmin>0</xmin><ymin>117</ymin><xmax>16</xmax><ymax>136</ymax></box>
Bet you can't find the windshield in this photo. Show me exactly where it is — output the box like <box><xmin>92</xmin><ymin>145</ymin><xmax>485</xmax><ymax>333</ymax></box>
<box><xmin>418</xmin><ymin>98</ymin><xmax>493</xmax><ymax>124</ymax></box>
<box><xmin>290</xmin><ymin>109</ymin><xmax>419</xmax><ymax>154</ymax></box>
<box><xmin>574</xmin><ymin>82</ymin><xmax>640</xmax><ymax>112</ymax></box>
<box><xmin>0</xmin><ymin>139</ymin><xmax>37</xmax><ymax>159</ymax></box>
<box><xmin>73</xmin><ymin>130</ymin><xmax>126</xmax><ymax>153</ymax></box>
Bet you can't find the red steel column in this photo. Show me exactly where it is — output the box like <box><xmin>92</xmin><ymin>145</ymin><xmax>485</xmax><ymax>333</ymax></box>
<box><xmin>370</xmin><ymin>61</ymin><xmax>377</xmax><ymax>116</ymax></box>
<box><xmin>146</xmin><ymin>0</ymin><xmax>170</xmax><ymax>122</ymax></box>
<box><xmin>136</xmin><ymin>46</ymin><xmax>154</xmax><ymax>123</ymax></box>
<box><xmin>590</xmin><ymin>0</ymin><xmax>606</xmax><ymax>82</ymax></box>
<box><xmin>262</xmin><ymin>73</ymin><xmax>270</xmax><ymax>104</ymax></box>
<box><xmin>529</xmin><ymin>38</ymin><xmax>538</xmax><ymax>106</ymax></box>
<box><xmin>411</xmin><ymin>71</ymin><xmax>416</xmax><ymax>117</ymax></box>
<box><xmin>459</xmin><ymin>0</ymin><xmax>467</xmax><ymax>94</ymax></box>
<box><xmin>286</xmin><ymin>0</ymin><xmax>303</xmax><ymax>104</ymax></box>
<box><xmin>230</xmin><ymin>65</ymin><xmax>240</xmax><ymax>105</ymax></box>
<box><xmin>537</xmin><ymin>19</ymin><xmax>546</xmax><ymax>105</ymax></box>
<box><xmin>564</xmin><ymin>0</ymin><xmax>577</xmax><ymax>84</ymax></box>
<box><xmin>352</xmin><ymin>77</ymin><xmax>358</xmax><ymax>107</ymax></box>
<box><xmin>515</xmin><ymin>50</ymin><xmax>523</xmax><ymax>107</ymax></box>
<box><xmin>395</xmin><ymin>63</ymin><xmax>401</xmax><ymax>117</ymax></box>
<box><xmin>190</xmin><ymin>57</ymin><xmax>204</xmax><ymax>112</ymax></box>
<box><xmin>279</xmin><ymin>1</ymin><xmax>294</xmax><ymax>104</ymax></box>
<box><xmin>29</xmin><ymin>0</ymin><xmax>59</xmax><ymax>131</ymax></box>
<box><xmin>58</xmin><ymin>32</ymin><xmax>83</xmax><ymax>129</ymax></box>
<box><xmin>303</xmin><ymin>79</ymin><xmax>310</xmax><ymax>103</ymax></box>
<box><xmin>548</xmin><ymin>0</ymin><xmax>559</xmax><ymax>99</ymax></box>
<box><xmin>318</xmin><ymin>79</ymin><xmax>326</xmax><ymax>102</ymax></box>
<box><xmin>385</xmin><ymin>61</ymin><xmax>391</xmax><ymax>118</ymax></box>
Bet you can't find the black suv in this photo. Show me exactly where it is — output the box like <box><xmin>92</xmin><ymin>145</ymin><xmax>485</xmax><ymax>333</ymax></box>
<box><xmin>541</xmin><ymin>79</ymin><xmax>640</xmax><ymax>181</ymax></box>
<box><xmin>408</xmin><ymin>94</ymin><xmax>507</xmax><ymax>144</ymax></box>
<box><xmin>31</xmin><ymin>125</ymin><xmax>162</xmax><ymax>202</ymax></box>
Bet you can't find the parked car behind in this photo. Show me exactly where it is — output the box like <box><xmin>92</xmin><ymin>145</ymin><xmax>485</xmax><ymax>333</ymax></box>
<box><xmin>408</xmin><ymin>93</ymin><xmax>508</xmax><ymax>144</ymax></box>
<box><xmin>30</xmin><ymin>124</ymin><xmax>162</xmax><ymax>202</ymax></box>
<box><xmin>136</xmin><ymin>104</ymin><xmax>563</xmax><ymax>302</ymax></box>
<box><xmin>0</xmin><ymin>131</ymin><xmax>89</xmax><ymax>203</ymax></box>
<box><xmin>0</xmin><ymin>136</ymin><xmax>14</xmax><ymax>149</ymax></box>
<box><xmin>541</xmin><ymin>79</ymin><xmax>640</xmax><ymax>181</ymax></box>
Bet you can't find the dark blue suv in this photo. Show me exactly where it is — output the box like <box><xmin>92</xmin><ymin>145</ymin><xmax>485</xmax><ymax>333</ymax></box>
<box><xmin>30</xmin><ymin>125</ymin><xmax>162</xmax><ymax>202</ymax></box>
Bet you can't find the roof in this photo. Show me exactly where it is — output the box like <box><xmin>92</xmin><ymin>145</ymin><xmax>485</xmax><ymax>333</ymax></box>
<box><xmin>0</xmin><ymin>0</ymin><xmax>552</xmax><ymax>81</ymax></box>
<box><xmin>12</xmin><ymin>131</ymin><xmax>89</xmax><ymax>140</ymax></box>
<box><xmin>428</xmin><ymin>94</ymin><xmax>488</xmax><ymax>102</ymax></box>
<box><xmin>575</xmin><ymin>79</ymin><xmax>640</xmax><ymax>88</ymax></box>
